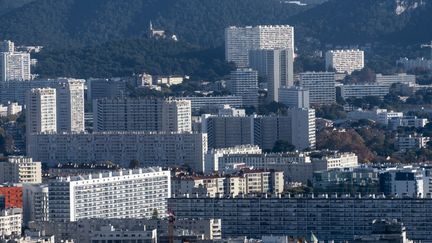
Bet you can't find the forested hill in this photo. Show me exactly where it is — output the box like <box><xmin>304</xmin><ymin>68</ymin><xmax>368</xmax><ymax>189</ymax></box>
<box><xmin>0</xmin><ymin>0</ymin><xmax>309</xmax><ymax>48</ymax></box>
<box><xmin>290</xmin><ymin>0</ymin><xmax>432</xmax><ymax>45</ymax></box>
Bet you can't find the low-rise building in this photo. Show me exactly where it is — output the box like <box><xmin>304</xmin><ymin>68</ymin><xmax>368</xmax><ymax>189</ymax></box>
<box><xmin>0</xmin><ymin>102</ymin><xmax>22</xmax><ymax>117</ymax></box>
<box><xmin>205</xmin><ymin>145</ymin><xmax>262</xmax><ymax>173</ymax></box>
<box><xmin>397</xmin><ymin>134</ymin><xmax>430</xmax><ymax>152</ymax></box>
<box><xmin>340</xmin><ymin>84</ymin><xmax>390</xmax><ymax>99</ymax></box>
<box><xmin>182</xmin><ymin>96</ymin><xmax>243</xmax><ymax>115</ymax></box>
<box><xmin>0</xmin><ymin>156</ymin><xmax>42</xmax><ymax>184</ymax></box>
<box><xmin>0</xmin><ymin>208</ymin><xmax>22</xmax><ymax>237</ymax></box>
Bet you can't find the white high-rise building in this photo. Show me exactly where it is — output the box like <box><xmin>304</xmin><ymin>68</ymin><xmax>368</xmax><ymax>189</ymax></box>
<box><xmin>299</xmin><ymin>72</ymin><xmax>336</xmax><ymax>106</ymax></box>
<box><xmin>0</xmin><ymin>156</ymin><xmax>42</xmax><ymax>184</ymax></box>
<box><xmin>0</xmin><ymin>40</ymin><xmax>31</xmax><ymax>82</ymax></box>
<box><xmin>26</xmin><ymin>88</ymin><xmax>57</xmax><ymax>135</ymax></box>
<box><xmin>94</xmin><ymin>97</ymin><xmax>191</xmax><ymax>132</ymax></box>
<box><xmin>325</xmin><ymin>49</ymin><xmax>364</xmax><ymax>74</ymax></box>
<box><xmin>225</xmin><ymin>25</ymin><xmax>294</xmax><ymax>67</ymax></box>
<box><xmin>288</xmin><ymin>108</ymin><xmax>316</xmax><ymax>150</ymax></box>
<box><xmin>229</xmin><ymin>68</ymin><xmax>259</xmax><ymax>107</ymax></box>
<box><xmin>249</xmin><ymin>49</ymin><xmax>294</xmax><ymax>102</ymax></box>
<box><xmin>56</xmin><ymin>79</ymin><xmax>85</xmax><ymax>133</ymax></box>
<box><xmin>22</xmin><ymin>184</ymin><xmax>49</xmax><ymax>226</ymax></box>
<box><xmin>278</xmin><ymin>86</ymin><xmax>310</xmax><ymax>109</ymax></box>
<box><xmin>48</xmin><ymin>167</ymin><xmax>171</xmax><ymax>222</ymax></box>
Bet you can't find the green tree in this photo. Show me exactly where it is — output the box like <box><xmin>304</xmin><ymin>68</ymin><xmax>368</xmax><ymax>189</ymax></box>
<box><xmin>129</xmin><ymin>159</ymin><xmax>140</xmax><ymax>169</ymax></box>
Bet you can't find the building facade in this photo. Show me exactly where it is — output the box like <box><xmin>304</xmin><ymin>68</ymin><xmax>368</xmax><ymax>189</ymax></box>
<box><xmin>248</xmin><ymin>49</ymin><xmax>294</xmax><ymax>102</ymax></box>
<box><xmin>278</xmin><ymin>86</ymin><xmax>310</xmax><ymax>109</ymax></box>
<box><xmin>225</xmin><ymin>25</ymin><xmax>294</xmax><ymax>67</ymax></box>
<box><xmin>325</xmin><ymin>49</ymin><xmax>364</xmax><ymax>74</ymax></box>
<box><xmin>0</xmin><ymin>156</ymin><xmax>42</xmax><ymax>184</ymax></box>
<box><xmin>299</xmin><ymin>72</ymin><xmax>335</xmax><ymax>105</ymax></box>
<box><xmin>27</xmin><ymin>131</ymin><xmax>208</xmax><ymax>172</ymax></box>
<box><xmin>93</xmin><ymin>97</ymin><xmax>191</xmax><ymax>132</ymax></box>
<box><xmin>22</xmin><ymin>184</ymin><xmax>49</xmax><ymax>226</ymax></box>
<box><xmin>0</xmin><ymin>49</ymin><xmax>31</xmax><ymax>81</ymax></box>
<box><xmin>49</xmin><ymin>168</ymin><xmax>170</xmax><ymax>222</ymax></box>
<box><xmin>229</xmin><ymin>68</ymin><xmax>259</xmax><ymax>108</ymax></box>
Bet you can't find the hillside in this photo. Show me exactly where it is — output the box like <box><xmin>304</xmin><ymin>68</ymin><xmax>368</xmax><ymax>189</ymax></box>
<box><xmin>34</xmin><ymin>39</ymin><xmax>233</xmax><ymax>80</ymax></box>
<box><xmin>290</xmin><ymin>0</ymin><xmax>431</xmax><ymax>45</ymax></box>
<box><xmin>0</xmin><ymin>0</ymin><xmax>309</xmax><ymax>48</ymax></box>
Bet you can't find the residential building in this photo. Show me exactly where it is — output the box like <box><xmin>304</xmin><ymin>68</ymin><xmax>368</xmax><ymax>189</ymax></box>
<box><xmin>29</xmin><ymin>218</ymin><xmax>221</xmax><ymax>243</ymax></box>
<box><xmin>389</xmin><ymin>116</ymin><xmax>428</xmax><ymax>130</ymax></box>
<box><xmin>22</xmin><ymin>184</ymin><xmax>49</xmax><ymax>226</ymax></box>
<box><xmin>0</xmin><ymin>102</ymin><xmax>22</xmax><ymax>117</ymax></box>
<box><xmin>48</xmin><ymin>167</ymin><xmax>170</xmax><ymax>222</ymax></box>
<box><xmin>56</xmin><ymin>79</ymin><xmax>85</xmax><ymax>133</ymax></box>
<box><xmin>93</xmin><ymin>97</ymin><xmax>191</xmax><ymax>132</ymax></box>
<box><xmin>86</xmin><ymin>78</ymin><xmax>129</xmax><ymax>102</ymax></box>
<box><xmin>299</xmin><ymin>72</ymin><xmax>335</xmax><ymax>105</ymax></box>
<box><xmin>90</xmin><ymin>225</ymin><xmax>157</xmax><ymax>243</ymax></box>
<box><xmin>0</xmin><ymin>156</ymin><xmax>42</xmax><ymax>184</ymax></box>
<box><xmin>379</xmin><ymin>166</ymin><xmax>430</xmax><ymax>198</ymax></box>
<box><xmin>278</xmin><ymin>86</ymin><xmax>309</xmax><ymax>109</ymax></box>
<box><xmin>353</xmin><ymin>219</ymin><xmax>413</xmax><ymax>243</ymax></box>
<box><xmin>229</xmin><ymin>68</ymin><xmax>259</xmax><ymax>107</ymax></box>
<box><xmin>0</xmin><ymin>40</ymin><xmax>14</xmax><ymax>53</ymax></box>
<box><xmin>203</xmin><ymin>115</ymin><xmax>254</xmax><ymax>149</ymax></box>
<box><xmin>375</xmin><ymin>73</ymin><xmax>416</xmax><ymax>87</ymax></box>
<box><xmin>172</xmin><ymin>169</ymin><xmax>284</xmax><ymax>197</ymax></box>
<box><xmin>217</xmin><ymin>105</ymin><xmax>246</xmax><ymax>117</ymax></box>
<box><xmin>218</xmin><ymin>152</ymin><xmax>357</xmax><ymax>183</ymax></box>
<box><xmin>313</xmin><ymin>167</ymin><xmax>380</xmax><ymax>194</ymax></box>
<box><xmin>248</xmin><ymin>49</ymin><xmax>294</xmax><ymax>102</ymax></box>
<box><xmin>340</xmin><ymin>84</ymin><xmax>390</xmax><ymax>99</ymax></box>
<box><xmin>27</xmin><ymin>132</ymin><xmax>207</xmax><ymax>172</ymax></box>
<box><xmin>25</xmin><ymin>88</ymin><xmax>57</xmax><ymax>136</ymax></box>
<box><xmin>182</xmin><ymin>96</ymin><xmax>243</xmax><ymax>115</ymax></box>
<box><xmin>397</xmin><ymin>134</ymin><xmax>430</xmax><ymax>151</ymax></box>
<box><xmin>168</xmin><ymin>195</ymin><xmax>432</xmax><ymax>241</ymax></box>
<box><xmin>325</xmin><ymin>49</ymin><xmax>364</xmax><ymax>74</ymax></box>
<box><xmin>0</xmin><ymin>47</ymin><xmax>31</xmax><ymax>81</ymax></box>
<box><xmin>0</xmin><ymin>185</ymin><xmax>22</xmax><ymax>209</ymax></box>
<box><xmin>0</xmin><ymin>208</ymin><xmax>22</xmax><ymax>237</ymax></box>
<box><xmin>225</xmin><ymin>25</ymin><xmax>294</xmax><ymax>67</ymax></box>
<box><xmin>203</xmin><ymin>109</ymin><xmax>316</xmax><ymax>151</ymax></box>
<box><xmin>347</xmin><ymin>109</ymin><xmax>404</xmax><ymax>125</ymax></box>
<box><xmin>205</xmin><ymin>145</ymin><xmax>262</xmax><ymax>173</ymax></box>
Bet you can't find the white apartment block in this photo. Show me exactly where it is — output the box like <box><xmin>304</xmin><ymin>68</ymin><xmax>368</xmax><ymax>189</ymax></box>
<box><xmin>340</xmin><ymin>84</ymin><xmax>390</xmax><ymax>99</ymax></box>
<box><xmin>56</xmin><ymin>79</ymin><xmax>85</xmax><ymax>133</ymax></box>
<box><xmin>375</xmin><ymin>73</ymin><xmax>416</xmax><ymax>87</ymax></box>
<box><xmin>278</xmin><ymin>86</ymin><xmax>310</xmax><ymax>109</ymax></box>
<box><xmin>0</xmin><ymin>156</ymin><xmax>42</xmax><ymax>184</ymax></box>
<box><xmin>389</xmin><ymin>116</ymin><xmax>429</xmax><ymax>130</ymax></box>
<box><xmin>229</xmin><ymin>68</ymin><xmax>259</xmax><ymax>107</ymax></box>
<box><xmin>0</xmin><ymin>51</ymin><xmax>31</xmax><ymax>82</ymax></box>
<box><xmin>1</xmin><ymin>40</ymin><xmax>15</xmax><ymax>52</ymax></box>
<box><xmin>94</xmin><ymin>97</ymin><xmax>191</xmax><ymax>132</ymax></box>
<box><xmin>299</xmin><ymin>72</ymin><xmax>336</xmax><ymax>105</ymax></box>
<box><xmin>225</xmin><ymin>25</ymin><xmax>294</xmax><ymax>67</ymax></box>
<box><xmin>248</xmin><ymin>49</ymin><xmax>294</xmax><ymax>102</ymax></box>
<box><xmin>48</xmin><ymin>167</ymin><xmax>171</xmax><ymax>222</ymax></box>
<box><xmin>205</xmin><ymin>145</ymin><xmax>262</xmax><ymax>173</ymax></box>
<box><xmin>26</xmin><ymin>88</ymin><xmax>57</xmax><ymax>135</ymax></box>
<box><xmin>23</xmin><ymin>184</ymin><xmax>49</xmax><ymax>226</ymax></box>
<box><xmin>0</xmin><ymin>102</ymin><xmax>22</xmax><ymax>117</ymax></box>
<box><xmin>288</xmin><ymin>108</ymin><xmax>316</xmax><ymax>150</ymax></box>
<box><xmin>218</xmin><ymin>105</ymin><xmax>246</xmax><ymax>117</ymax></box>
<box><xmin>397</xmin><ymin>57</ymin><xmax>432</xmax><ymax>71</ymax></box>
<box><xmin>312</xmin><ymin>152</ymin><xmax>358</xmax><ymax>170</ymax></box>
<box><xmin>183</xmin><ymin>96</ymin><xmax>243</xmax><ymax>114</ymax></box>
<box><xmin>0</xmin><ymin>208</ymin><xmax>22</xmax><ymax>237</ymax></box>
<box><xmin>27</xmin><ymin>131</ymin><xmax>208</xmax><ymax>172</ymax></box>
<box><xmin>325</xmin><ymin>49</ymin><xmax>364</xmax><ymax>74</ymax></box>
